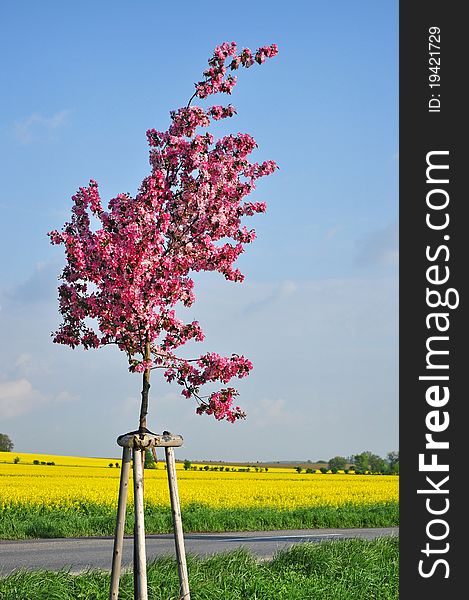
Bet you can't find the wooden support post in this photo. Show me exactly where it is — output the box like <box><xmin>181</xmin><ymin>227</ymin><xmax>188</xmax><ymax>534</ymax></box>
<box><xmin>165</xmin><ymin>445</ymin><xmax>191</xmax><ymax>600</ymax></box>
<box><xmin>133</xmin><ymin>447</ymin><xmax>148</xmax><ymax>600</ymax></box>
<box><xmin>109</xmin><ymin>446</ymin><xmax>132</xmax><ymax>600</ymax></box>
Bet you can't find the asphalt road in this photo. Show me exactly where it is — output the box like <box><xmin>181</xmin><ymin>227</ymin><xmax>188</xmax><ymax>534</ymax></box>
<box><xmin>0</xmin><ymin>527</ymin><xmax>398</xmax><ymax>574</ymax></box>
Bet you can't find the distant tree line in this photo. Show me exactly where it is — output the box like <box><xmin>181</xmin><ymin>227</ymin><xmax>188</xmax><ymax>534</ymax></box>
<box><xmin>328</xmin><ymin>451</ymin><xmax>399</xmax><ymax>474</ymax></box>
<box><xmin>182</xmin><ymin>459</ymin><xmax>269</xmax><ymax>473</ymax></box>
<box><xmin>1</xmin><ymin>434</ymin><xmax>398</xmax><ymax>475</ymax></box>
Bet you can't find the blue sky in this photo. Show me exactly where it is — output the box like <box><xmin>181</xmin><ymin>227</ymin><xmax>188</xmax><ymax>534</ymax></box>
<box><xmin>0</xmin><ymin>1</ymin><xmax>398</xmax><ymax>461</ymax></box>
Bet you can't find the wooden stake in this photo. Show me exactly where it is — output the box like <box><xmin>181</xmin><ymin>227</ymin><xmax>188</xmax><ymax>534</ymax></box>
<box><xmin>165</xmin><ymin>446</ymin><xmax>191</xmax><ymax>599</ymax></box>
<box><xmin>109</xmin><ymin>446</ymin><xmax>131</xmax><ymax>600</ymax></box>
<box><xmin>133</xmin><ymin>448</ymin><xmax>148</xmax><ymax>600</ymax></box>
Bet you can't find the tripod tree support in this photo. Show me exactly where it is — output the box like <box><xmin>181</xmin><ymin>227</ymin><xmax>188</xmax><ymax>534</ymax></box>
<box><xmin>109</xmin><ymin>430</ymin><xmax>189</xmax><ymax>600</ymax></box>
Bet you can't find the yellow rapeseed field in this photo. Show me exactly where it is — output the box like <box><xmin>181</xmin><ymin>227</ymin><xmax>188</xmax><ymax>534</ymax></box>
<box><xmin>0</xmin><ymin>451</ymin><xmax>398</xmax><ymax>511</ymax></box>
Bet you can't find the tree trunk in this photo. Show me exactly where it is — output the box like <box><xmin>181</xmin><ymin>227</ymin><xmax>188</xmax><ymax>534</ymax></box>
<box><xmin>135</xmin><ymin>339</ymin><xmax>151</xmax><ymax>597</ymax></box>
<box><xmin>139</xmin><ymin>340</ymin><xmax>151</xmax><ymax>431</ymax></box>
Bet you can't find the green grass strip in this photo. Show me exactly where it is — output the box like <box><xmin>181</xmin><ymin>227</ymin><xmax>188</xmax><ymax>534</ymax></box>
<box><xmin>0</xmin><ymin>537</ymin><xmax>399</xmax><ymax>599</ymax></box>
<box><xmin>0</xmin><ymin>502</ymin><xmax>398</xmax><ymax>540</ymax></box>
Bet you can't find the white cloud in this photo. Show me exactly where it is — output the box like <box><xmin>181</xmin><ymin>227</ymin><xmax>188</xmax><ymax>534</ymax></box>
<box><xmin>55</xmin><ymin>390</ymin><xmax>77</xmax><ymax>404</ymax></box>
<box><xmin>251</xmin><ymin>397</ymin><xmax>298</xmax><ymax>427</ymax></box>
<box><xmin>241</xmin><ymin>279</ymin><xmax>298</xmax><ymax>315</ymax></box>
<box><xmin>0</xmin><ymin>378</ymin><xmax>42</xmax><ymax>419</ymax></box>
<box><xmin>324</xmin><ymin>225</ymin><xmax>342</xmax><ymax>240</ymax></box>
<box><xmin>279</xmin><ymin>280</ymin><xmax>298</xmax><ymax>295</ymax></box>
<box><xmin>5</xmin><ymin>260</ymin><xmax>59</xmax><ymax>307</ymax></box>
<box><xmin>12</xmin><ymin>351</ymin><xmax>54</xmax><ymax>380</ymax></box>
<box><xmin>13</xmin><ymin>109</ymin><xmax>70</xmax><ymax>145</ymax></box>
<box><xmin>14</xmin><ymin>353</ymin><xmax>33</xmax><ymax>369</ymax></box>
<box><xmin>0</xmin><ymin>376</ymin><xmax>76</xmax><ymax>420</ymax></box>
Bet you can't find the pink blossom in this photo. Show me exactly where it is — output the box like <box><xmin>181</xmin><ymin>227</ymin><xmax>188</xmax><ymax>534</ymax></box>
<box><xmin>48</xmin><ymin>41</ymin><xmax>277</xmax><ymax>423</ymax></box>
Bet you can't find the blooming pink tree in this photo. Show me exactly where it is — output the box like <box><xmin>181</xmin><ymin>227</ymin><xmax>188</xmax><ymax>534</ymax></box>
<box><xmin>49</xmin><ymin>42</ymin><xmax>278</xmax><ymax>432</ymax></box>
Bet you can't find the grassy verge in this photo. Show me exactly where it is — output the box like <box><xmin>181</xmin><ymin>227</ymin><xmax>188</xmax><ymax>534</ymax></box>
<box><xmin>0</xmin><ymin>502</ymin><xmax>398</xmax><ymax>540</ymax></box>
<box><xmin>0</xmin><ymin>537</ymin><xmax>399</xmax><ymax>599</ymax></box>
